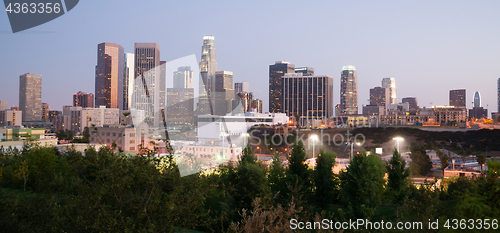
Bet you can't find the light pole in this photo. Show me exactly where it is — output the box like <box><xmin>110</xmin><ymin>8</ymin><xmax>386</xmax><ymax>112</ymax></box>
<box><xmin>393</xmin><ymin>137</ymin><xmax>404</xmax><ymax>152</ymax></box>
<box><xmin>310</xmin><ymin>134</ymin><xmax>318</xmax><ymax>158</ymax></box>
<box><xmin>349</xmin><ymin>139</ymin><xmax>361</xmax><ymax>160</ymax></box>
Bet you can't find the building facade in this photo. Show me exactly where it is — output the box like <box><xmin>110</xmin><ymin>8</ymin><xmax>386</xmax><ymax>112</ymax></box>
<box><xmin>73</xmin><ymin>91</ymin><xmax>94</xmax><ymax>108</ymax></box>
<box><xmin>199</xmin><ymin>35</ymin><xmax>218</xmax><ymax>98</ymax></box>
<box><xmin>89</xmin><ymin>125</ymin><xmax>139</xmax><ymax>152</ymax></box>
<box><xmin>469</xmin><ymin>107</ymin><xmax>488</xmax><ymax>119</ymax></box>
<box><xmin>234</xmin><ymin>81</ymin><xmax>249</xmax><ymax>94</ymax></box>
<box><xmin>0</xmin><ymin>100</ymin><xmax>8</xmax><ymax>111</ymax></box>
<box><xmin>282</xmin><ymin>74</ymin><xmax>334</xmax><ymax>126</ymax></box>
<box><xmin>369</xmin><ymin>86</ymin><xmax>389</xmax><ymax>113</ymax></box>
<box><xmin>295</xmin><ymin>67</ymin><xmax>314</xmax><ymax>76</ymax></box>
<box><xmin>0</xmin><ymin>109</ymin><xmax>22</xmax><ymax>127</ymax></box>
<box><xmin>166</xmin><ymin>88</ymin><xmax>194</xmax><ymax>126</ymax></box>
<box><xmin>381</xmin><ymin>77</ymin><xmax>397</xmax><ymax>104</ymax></box>
<box><xmin>132</xmin><ymin>43</ymin><xmax>164</xmax><ymax>127</ymax></box>
<box><xmin>41</xmin><ymin>103</ymin><xmax>49</xmax><ymax>121</ymax></box>
<box><xmin>251</xmin><ymin>99</ymin><xmax>263</xmax><ymax>113</ymax></box>
<box><xmin>340</xmin><ymin>66</ymin><xmax>358</xmax><ymax>114</ymax></box>
<box><xmin>80</xmin><ymin>106</ymin><xmax>120</xmax><ymax>132</ymax></box>
<box><xmin>173</xmin><ymin>66</ymin><xmax>194</xmax><ymax>89</ymax></box>
<box><xmin>124</xmin><ymin>53</ymin><xmax>135</xmax><ymax>110</ymax></box>
<box><xmin>402</xmin><ymin>97</ymin><xmax>418</xmax><ymax>111</ymax></box>
<box><xmin>449</xmin><ymin>89</ymin><xmax>466</xmax><ymax>108</ymax></box>
<box><xmin>19</xmin><ymin>73</ymin><xmax>42</xmax><ymax>122</ymax></box>
<box><xmin>473</xmin><ymin>91</ymin><xmax>481</xmax><ymax>107</ymax></box>
<box><xmin>269</xmin><ymin>61</ymin><xmax>295</xmax><ymax>113</ymax></box>
<box><xmin>95</xmin><ymin>42</ymin><xmax>124</xmax><ymax>110</ymax></box>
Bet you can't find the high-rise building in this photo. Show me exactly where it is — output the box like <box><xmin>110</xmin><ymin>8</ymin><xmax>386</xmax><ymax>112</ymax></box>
<box><xmin>498</xmin><ymin>78</ymin><xmax>500</xmax><ymax>112</ymax></box>
<box><xmin>295</xmin><ymin>67</ymin><xmax>314</xmax><ymax>76</ymax></box>
<box><xmin>340</xmin><ymin>66</ymin><xmax>358</xmax><ymax>114</ymax></box>
<box><xmin>166</xmin><ymin>88</ymin><xmax>194</xmax><ymax>125</ymax></box>
<box><xmin>199</xmin><ymin>35</ymin><xmax>218</xmax><ymax>97</ymax></box>
<box><xmin>402</xmin><ymin>97</ymin><xmax>418</xmax><ymax>111</ymax></box>
<box><xmin>173</xmin><ymin>66</ymin><xmax>193</xmax><ymax>89</ymax></box>
<box><xmin>382</xmin><ymin>77</ymin><xmax>397</xmax><ymax>104</ymax></box>
<box><xmin>369</xmin><ymin>87</ymin><xmax>389</xmax><ymax>108</ymax></box>
<box><xmin>95</xmin><ymin>42</ymin><xmax>125</xmax><ymax>110</ymax></box>
<box><xmin>132</xmin><ymin>43</ymin><xmax>163</xmax><ymax>126</ymax></box>
<box><xmin>251</xmin><ymin>99</ymin><xmax>262</xmax><ymax>113</ymax></box>
<box><xmin>0</xmin><ymin>100</ymin><xmax>7</xmax><ymax>111</ymax></box>
<box><xmin>269</xmin><ymin>61</ymin><xmax>295</xmax><ymax>113</ymax></box>
<box><xmin>449</xmin><ymin>89</ymin><xmax>466</xmax><ymax>108</ymax></box>
<box><xmin>214</xmin><ymin>71</ymin><xmax>235</xmax><ymax>116</ymax></box>
<box><xmin>473</xmin><ymin>91</ymin><xmax>481</xmax><ymax>107</ymax></box>
<box><xmin>19</xmin><ymin>73</ymin><xmax>42</xmax><ymax>122</ymax></box>
<box><xmin>41</xmin><ymin>103</ymin><xmax>49</xmax><ymax>121</ymax></box>
<box><xmin>73</xmin><ymin>91</ymin><xmax>94</xmax><ymax>108</ymax></box>
<box><xmin>234</xmin><ymin>81</ymin><xmax>249</xmax><ymax>94</ymax></box>
<box><xmin>283</xmin><ymin>74</ymin><xmax>334</xmax><ymax>125</ymax></box>
<box><xmin>237</xmin><ymin>92</ymin><xmax>253</xmax><ymax>112</ymax></box>
<box><xmin>124</xmin><ymin>53</ymin><xmax>134</xmax><ymax>110</ymax></box>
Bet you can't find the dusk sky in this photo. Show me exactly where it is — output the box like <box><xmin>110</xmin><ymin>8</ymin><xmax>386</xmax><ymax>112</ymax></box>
<box><xmin>1</xmin><ymin>0</ymin><xmax>499</xmax><ymax>113</ymax></box>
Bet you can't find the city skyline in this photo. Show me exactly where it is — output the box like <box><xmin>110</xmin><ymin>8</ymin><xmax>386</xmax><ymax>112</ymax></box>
<box><xmin>1</xmin><ymin>1</ymin><xmax>499</xmax><ymax>113</ymax></box>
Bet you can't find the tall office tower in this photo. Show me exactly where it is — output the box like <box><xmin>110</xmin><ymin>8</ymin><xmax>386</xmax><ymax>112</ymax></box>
<box><xmin>295</xmin><ymin>67</ymin><xmax>314</xmax><ymax>76</ymax></box>
<box><xmin>473</xmin><ymin>91</ymin><xmax>481</xmax><ymax>107</ymax></box>
<box><xmin>369</xmin><ymin>87</ymin><xmax>389</xmax><ymax>108</ymax></box>
<box><xmin>132</xmin><ymin>43</ymin><xmax>162</xmax><ymax>126</ymax></box>
<box><xmin>124</xmin><ymin>53</ymin><xmax>134</xmax><ymax>110</ymax></box>
<box><xmin>214</xmin><ymin>71</ymin><xmax>235</xmax><ymax>115</ymax></box>
<box><xmin>167</xmin><ymin>88</ymin><xmax>194</xmax><ymax>126</ymax></box>
<box><xmin>269</xmin><ymin>61</ymin><xmax>295</xmax><ymax>113</ymax></box>
<box><xmin>0</xmin><ymin>100</ymin><xmax>8</xmax><ymax>110</ymax></box>
<box><xmin>449</xmin><ymin>89</ymin><xmax>466</xmax><ymax>108</ymax></box>
<box><xmin>283</xmin><ymin>74</ymin><xmax>334</xmax><ymax>125</ymax></box>
<box><xmin>234</xmin><ymin>81</ymin><xmax>249</xmax><ymax>94</ymax></box>
<box><xmin>340</xmin><ymin>66</ymin><xmax>358</xmax><ymax>114</ymax></box>
<box><xmin>95</xmin><ymin>42</ymin><xmax>124</xmax><ymax>109</ymax></box>
<box><xmin>251</xmin><ymin>99</ymin><xmax>263</xmax><ymax>113</ymax></box>
<box><xmin>19</xmin><ymin>73</ymin><xmax>42</xmax><ymax>122</ymax></box>
<box><xmin>41</xmin><ymin>103</ymin><xmax>49</xmax><ymax>121</ymax></box>
<box><xmin>199</xmin><ymin>35</ymin><xmax>218</xmax><ymax>97</ymax></box>
<box><xmin>402</xmin><ymin>97</ymin><xmax>418</xmax><ymax>111</ymax></box>
<box><xmin>237</xmin><ymin>92</ymin><xmax>253</xmax><ymax>112</ymax></box>
<box><xmin>381</xmin><ymin>77</ymin><xmax>397</xmax><ymax>104</ymax></box>
<box><xmin>173</xmin><ymin>66</ymin><xmax>194</xmax><ymax>89</ymax></box>
<box><xmin>73</xmin><ymin>91</ymin><xmax>94</xmax><ymax>108</ymax></box>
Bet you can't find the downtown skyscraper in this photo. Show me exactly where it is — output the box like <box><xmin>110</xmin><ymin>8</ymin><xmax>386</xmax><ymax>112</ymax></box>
<box><xmin>19</xmin><ymin>73</ymin><xmax>42</xmax><ymax>122</ymax></box>
<box><xmin>132</xmin><ymin>43</ymin><xmax>165</xmax><ymax>127</ymax></box>
<box><xmin>199</xmin><ymin>35</ymin><xmax>218</xmax><ymax>98</ymax></box>
<box><xmin>340</xmin><ymin>65</ymin><xmax>358</xmax><ymax>114</ymax></box>
<box><xmin>95</xmin><ymin>42</ymin><xmax>124</xmax><ymax>110</ymax></box>
<box><xmin>449</xmin><ymin>89</ymin><xmax>466</xmax><ymax>108</ymax></box>
<box><xmin>124</xmin><ymin>53</ymin><xmax>134</xmax><ymax>110</ymax></box>
<box><xmin>382</xmin><ymin>77</ymin><xmax>397</xmax><ymax>104</ymax></box>
<box><xmin>269</xmin><ymin>61</ymin><xmax>295</xmax><ymax>113</ymax></box>
<box><xmin>473</xmin><ymin>91</ymin><xmax>481</xmax><ymax>107</ymax></box>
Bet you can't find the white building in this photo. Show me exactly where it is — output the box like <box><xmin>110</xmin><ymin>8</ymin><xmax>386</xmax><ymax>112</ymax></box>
<box><xmin>197</xmin><ymin>111</ymin><xmax>289</xmax><ymax>142</ymax></box>
<box><xmin>81</xmin><ymin>106</ymin><xmax>120</xmax><ymax>132</ymax></box>
<box><xmin>89</xmin><ymin>125</ymin><xmax>139</xmax><ymax>152</ymax></box>
<box><xmin>382</xmin><ymin>77</ymin><xmax>397</xmax><ymax>105</ymax></box>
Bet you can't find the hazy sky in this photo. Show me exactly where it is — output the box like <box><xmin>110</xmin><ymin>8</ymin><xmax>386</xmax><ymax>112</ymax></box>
<box><xmin>1</xmin><ymin>0</ymin><xmax>499</xmax><ymax>113</ymax></box>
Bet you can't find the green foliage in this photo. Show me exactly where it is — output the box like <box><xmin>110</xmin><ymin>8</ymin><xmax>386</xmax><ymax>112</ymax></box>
<box><xmin>268</xmin><ymin>153</ymin><xmax>287</xmax><ymax>206</ymax></box>
<box><xmin>386</xmin><ymin>149</ymin><xmax>410</xmax><ymax>218</ymax></box>
<box><xmin>435</xmin><ymin>147</ymin><xmax>450</xmax><ymax>170</ymax></box>
<box><xmin>340</xmin><ymin>151</ymin><xmax>385</xmax><ymax>219</ymax></box>
<box><xmin>409</xmin><ymin>142</ymin><xmax>432</xmax><ymax>176</ymax></box>
<box><xmin>314</xmin><ymin>149</ymin><xmax>338</xmax><ymax>207</ymax></box>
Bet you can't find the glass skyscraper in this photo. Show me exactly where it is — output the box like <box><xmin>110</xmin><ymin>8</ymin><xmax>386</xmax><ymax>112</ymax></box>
<box><xmin>473</xmin><ymin>91</ymin><xmax>481</xmax><ymax>108</ymax></box>
<box><xmin>95</xmin><ymin>42</ymin><xmax>124</xmax><ymax>109</ymax></box>
<box><xmin>449</xmin><ymin>89</ymin><xmax>466</xmax><ymax>108</ymax></box>
<box><xmin>199</xmin><ymin>35</ymin><xmax>218</xmax><ymax>97</ymax></box>
<box><xmin>132</xmin><ymin>43</ymin><xmax>164</xmax><ymax>127</ymax></box>
<box><xmin>340</xmin><ymin>65</ymin><xmax>358</xmax><ymax>114</ymax></box>
<box><xmin>382</xmin><ymin>77</ymin><xmax>397</xmax><ymax>105</ymax></box>
<box><xmin>19</xmin><ymin>73</ymin><xmax>42</xmax><ymax>122</ymax></box>
<box><xmin>269</xmin><ymin>61</ymin><xmax>295</xmax><ymax>113</ymax></box>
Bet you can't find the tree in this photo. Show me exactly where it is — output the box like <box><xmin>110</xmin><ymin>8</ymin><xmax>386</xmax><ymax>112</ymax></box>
<box><xmin>56</xmin><ymin>129</ymin><xmax>67</xmax><ymax>140</ymax></box>
<box><xmin>386</xmin><ymin>149</ymin><xmax>410</xmax><ymax>218</ymax></box>
<box><xmin>340</xmin><ymin>151</ymin><xmax>385</xmax><ymax>219</ymax></box>
<box><xmin>233</xmin><ymin>145</ymin><xmax>267</xmax><ymax>212</ymax></box>
<box><xmin>268</xmin><ymin>153</ymin><xmax>287</xmax><ymax>205</ymax></box>
<box><xmin>288</xmin><ymin>140</ymin><xmax>309</xmax><ymax>181</ymax></box>
<box><xmin>477</xmin><ymin>152</ymin><xmax>486</xmax><ymax>173</ymax></box>
<box><xmin>409</xmin><ymin>142</ymin><xmax>432</xmax><ymax>176</ymax></box>
<box><xmin>314</xmin><ymin>150</ymin><xmax>337</xmax><ymax>207</ymax></box>
<box><xmin>435</xmin><ymin>147</ymin><xmax>450</xmax><ymax>171</ymax></box>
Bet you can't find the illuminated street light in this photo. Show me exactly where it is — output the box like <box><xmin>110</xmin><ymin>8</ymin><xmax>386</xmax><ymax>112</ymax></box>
<box><xmin>310</xmin><ymin>134</ymin><xmax>318</xmax><ymax>158</ymax></box>
<box><xmin>393</xmin><ymin>137</ymin><xmax>404</xmax><ymax>152</ymax></box>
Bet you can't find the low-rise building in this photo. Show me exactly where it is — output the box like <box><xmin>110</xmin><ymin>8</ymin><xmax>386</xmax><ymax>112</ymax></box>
<box><xmin>0</xmin><ymin>109</ymin><xmax>22</xmax><ymax>127</ymax></box>
<box><xmin>89</xmin><ymin>125</ymin><xmax>138</xmax><ymax>152</ymax></box>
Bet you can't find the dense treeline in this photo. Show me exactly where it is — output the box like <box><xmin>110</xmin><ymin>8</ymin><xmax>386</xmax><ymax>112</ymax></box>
<box><xmin>353</xmin><ymin>127</ymin><xmax>500</xmax><ymax>152</ymax></box>
<box><xmin>0</xmin><ymin>140</ymin><xmax>499</xmax><ymax>232</ymax></box>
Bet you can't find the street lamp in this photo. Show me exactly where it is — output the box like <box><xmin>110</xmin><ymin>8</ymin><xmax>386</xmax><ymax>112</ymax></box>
<box><xmin>349</xmin><ymin>139</ymin><xmax>361</xmax><ymax>160</ymax></box>
<box><xmin>393</xmin><ymin>137</ymin><xmax>404</xmax><ymax>152</ymax></box>
<box><xmin>310</xmin><ymin>134</ymin><xmax>318</xmax><ymax>158</ymax></box>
